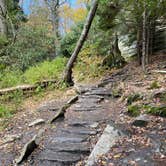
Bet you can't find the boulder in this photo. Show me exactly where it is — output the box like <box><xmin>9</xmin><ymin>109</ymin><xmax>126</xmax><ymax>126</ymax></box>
<box><xmin>132</xmin><ymin>115</ymin><xmax>151</xmax><ymax>127</ymax></box>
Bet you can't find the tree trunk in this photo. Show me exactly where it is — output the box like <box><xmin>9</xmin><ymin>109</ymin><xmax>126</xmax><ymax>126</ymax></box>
<box><xmin>0</xmin><ymin>0</ymin><xmax>7</xmax><ymax>36</ymax></box>
<box><xmin>137</xmin><ymin>21</ymin><xmax>142</xmax><ymax>65</ymax></box>
<box><xmin>145</xmin><ymin>18</ymin><xmax>149</xmax><ymax>65</ymax></box>
<box><xmin>63</xmin><ymin>0</ymin><xmax>99</xmax><ymax>85</ymax></box>
<box><xmin>45</xmin><ymin>0</ymin><xmax>60</xmax><ymax>57</ymax></box>
<box><xmin>149</xmin><ymin>20</ymin><xmax>155</xmax><ymax>57</ymax></box>
<box><xmin>142</xmin><ymin>5</ymin><xmax>147</xmax><ymax>71</ymax></box>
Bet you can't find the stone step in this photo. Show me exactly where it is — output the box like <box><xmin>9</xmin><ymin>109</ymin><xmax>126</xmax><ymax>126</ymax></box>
<box><xmin>33</xmin><ymin>160</ymin><xmax>64</xmax><ymax>166</ymax></box>
<box><xmin>38</xmin><ymin>150</ymin><xmax>81</xmax><ymax>164</ymax></box>
<box><xmin>47</xmin><ymin>142</ymin><xmax>90</xmax><ymax>153</ymax></box>
<box><xmin>85</xmin><ymin>88</ymin><xmax>112</xmax><ymax>96</ymax></box>
<box><xmin>48</xmin><ymin>132</ymin><xmax>88</xmax><ymax>144</ymax></box>
<box><xmin>61</xmin><ymin>126</ymin><xmax>97</xmax><ymax>135</ymax></box>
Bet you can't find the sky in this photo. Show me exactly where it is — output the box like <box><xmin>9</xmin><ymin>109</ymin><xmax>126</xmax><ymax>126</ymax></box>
<box><xmin>22</xmin><ymin>0</ymin><xmax>76</xmax><ymax>15</ymax></box>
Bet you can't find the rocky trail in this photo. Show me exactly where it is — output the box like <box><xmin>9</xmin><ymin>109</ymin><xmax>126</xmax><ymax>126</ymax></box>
<box><xmin>0</xmin><ymin>53</ymin><xmax>166</xmax><ymax>166</ymax></box>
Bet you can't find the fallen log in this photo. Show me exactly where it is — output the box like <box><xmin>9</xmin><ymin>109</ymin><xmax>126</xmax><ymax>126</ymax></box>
<box><xmin>152</xmin><ymin>70</ymin><xmax>166</xmax><ymax>74</ymax></box>
<box><xmin>0</xmin><ymin>79</ymin><xmax>57</xmax><ymax>96</ymax></box>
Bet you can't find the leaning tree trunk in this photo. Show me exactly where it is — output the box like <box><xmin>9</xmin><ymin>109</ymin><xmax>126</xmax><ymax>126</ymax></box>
<box><xmin>0</xmin><ymin>0</ymin><xmax>7</xmax><ymax>36</ymax></box>
<box><xmin>63</xmin><ymin>0</ymin><xmax>99</xmax><ymax>85</ymax></box>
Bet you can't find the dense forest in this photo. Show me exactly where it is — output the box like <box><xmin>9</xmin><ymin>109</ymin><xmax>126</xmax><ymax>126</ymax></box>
<box><xmin>0</xmin><ymin>0</ymin><xmax>166</xmax><ymax>165</ymax></box>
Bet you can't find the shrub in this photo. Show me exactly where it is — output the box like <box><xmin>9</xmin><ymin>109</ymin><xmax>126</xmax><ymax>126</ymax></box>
<box><xmin>1</xmin><ymin>25</ymin><xmax>55</xmax><ymax>71</ymax></box>
<box><xmin>61</xmin><ymin>22</ymin><xmax>83</xmax><ymax>57</ymax></box>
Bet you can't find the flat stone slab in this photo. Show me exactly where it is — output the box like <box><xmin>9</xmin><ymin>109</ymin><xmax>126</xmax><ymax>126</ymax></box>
<box><xmin>71</xmin><ymin>104</ymin><xmax>103</xmax><ymax>112</ymax></box>
<box><xmin>49</xmin><ymin>133</ymin><xmax>88</xmax><ymax>144</ymax></box>
<box><xmin>47</xmin><ymin>142</ymin><xmax>90</xmax><ymax>153</ymax></box>
<box><xmin>38</xmin><ymin>150</ymin><xmax>81</xmax><ymax>164</ymax></box>
<box><xmin>37</xmin><ymin>100</ymin><xmax>65</xmax><ymax>112</ymax></box>
<box><xmin>28</xmin><ymin>119</ymin><xmax>45</xmax><ymax>127</ymax></box>
<box><xmin>85</xmin><ymin>88</ymin><xmax>112</xmax><ymax>96</ymax></box>
<box><xmin>61</xmin><ymin>127</ymin><xmax>97</xmax><ymax>135</ymax></box>
<box><xmin>78</xmin><ymin>97</ymin><xmax>104</xmax><ymax>104</ymax></box>
<box><xmin>34</xmin><ymin>160</ymin><xmax>63</xmax><ymax>166</ymax></box>
<box><xmin>86</xmin><ymin>124</ymin><xmax>122</xmax><ymax>166</ymax></box>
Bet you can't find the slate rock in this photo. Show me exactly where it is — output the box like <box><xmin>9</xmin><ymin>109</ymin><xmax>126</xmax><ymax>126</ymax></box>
<box><xmin>89</xmin><ymin>122</ymin><xmax>99</xmax><ymax>128</ymax></box>
<box><xmin>85</xmin><ymin>88</ymin><xmax>112</xmax><ymax>96</ymax></box>
<box><xmin>86</xmin><ymin>124</ymin><xmax>122</xmax><ymax>166</ymax></box>
<box><xmin>66</xmin><ymin>95</ymin><xmax>79</xmax><ymax>105</ymax></box>
<box><xmin>132</xmin><ymin>115</ymin><xmax>151</xmax><ymax>127</ymax></box>
<box><xmin>1</xmin><ymin>134</ymin><xmax>22</xmax><ymax>145</ymax></box>
<box><xmin>160</xmin><ymin>142</ymin><xmax>166</xmax><ymax>155</ymax></box>
<box><xmin>38</xmin><ymin>150</ymin><xmax>81</xmax><ymax>164</ymax></box>
<box><xmin>28</xmin><ymin>119</ymin><xmax>45</xmax><ymax>127</ymax></box>
<box><xmin>51</xmin><ymin>135</ymin><xmax>87</xmax><ymax>143</ymax></box>
<box><xmin>47</xmin><ymin>142</ymin><xmax>90</xmax><ymax>153</ymax></box>
<box><xmin>61</xmin><ymin>126</ymin><xmax>97</xmax><ymax>135</ymax></box>
<box><xmin>16</xmin><ymin>135</ymin><xmax>38</xmax><ymax>164</ymax></box>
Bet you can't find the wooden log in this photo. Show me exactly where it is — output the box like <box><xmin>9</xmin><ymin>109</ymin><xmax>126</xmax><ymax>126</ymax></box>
<box><xmin>0</xmin><ymin>79</ymin><xmax>57</xmax><ymax>96</ymax></box>
<box><xmin>152</xmin><ymin>70</ymin><xmax>166</xmax><ymax>74</ymax></box>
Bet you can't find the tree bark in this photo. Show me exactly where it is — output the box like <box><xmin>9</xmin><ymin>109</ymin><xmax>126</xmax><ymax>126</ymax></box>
<box><xmin>0</xmin><ymin>0</ymin><xmax>7</xmax><ymax>36</ymax></box>
<box><xmin>63</xmin><ymin>0</ymin><xmax>99</xmax><ymax>85</ymax></box>
<box><xmin>142</xmin><ymin>4</ymin><xmax>147</xmax><ymax>72</ymax></box>
<box><xmin>44</xmin><ymin>0</ymin><xmax>60</xmax><ymax>57</ymax></box>
<box><xmin>145</xmin><ymin>18</ymin><xmax>149</xmax><ymax>65</ymax></box>
<box><xmin>137</xmin><ymin>21</ymin><xmax>142</xmax><ymax>65</ymax></box>
<box><xmin>149</xmin><ymin>20</ymin><xmax>155</xmax><ymax>57</ymax></box>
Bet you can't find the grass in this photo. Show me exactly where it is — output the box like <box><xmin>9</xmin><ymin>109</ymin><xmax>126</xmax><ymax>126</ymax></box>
<box><xmin>149</xmin><ymin>81</ymin><xmax>160</xmax><ymax>89</ymax></box>
<box><xmin>0</xmin><ymin>105</ymin><xmax>13</xmax><ymax>118</ymax></box>
<box><xmin>23</xmin><ymin>57</ymin><xmax>67</xmax><ymax>84</ymax></box>
<box><xmin>127</xmin><ymin>93</ymin><xmax>142</xmax><ymax>105</ymax></box>
<box><xmin>0</xmin><ymin>57</ymin><xmax>67</xmax><ymax>89</ymax></box>
<box><xmin>145</xmin><ymin>105</ymin><xmax>166</xmax><ymax>117</ymax></box>
<box><xmin>127</xmin><ymin>104</ymin><xmax>141</xmax><ymax>117</ymax></box>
